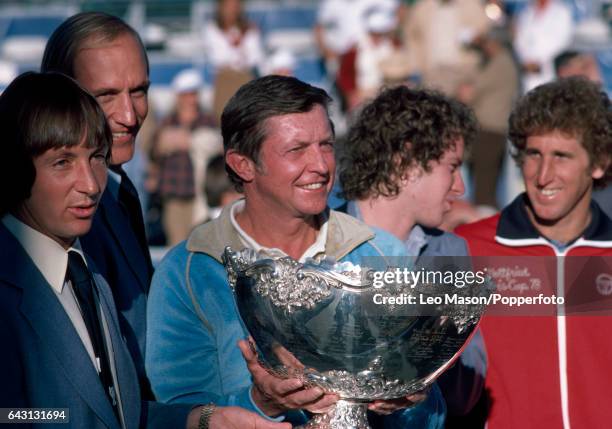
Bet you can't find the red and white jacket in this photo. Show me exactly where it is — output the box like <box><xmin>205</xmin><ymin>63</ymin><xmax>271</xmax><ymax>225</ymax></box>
<box><xmin>455</xmin><ymin>195</ymin><xmax>612</xmax><ymax>429</ymax></box>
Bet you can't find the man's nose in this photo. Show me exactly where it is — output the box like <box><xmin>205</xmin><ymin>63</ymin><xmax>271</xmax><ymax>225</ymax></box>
<box><xmin>537</xmin><ymin>156</ymin><xmax>555</xmax><ymax>186</ymax></box>
<box><xmin>452</xmin><ymin>169</ymin><xmax>466</xmax><ymax>197</ymax></box>
<box><xmin>76</xmin><ymin>161</ymin><xmax>102</xmax><ymax>197</ymax></box>
<box><xmin>113</xmin><ymin>93</ymin><xmax>137</xmax><ymax>127</ymax></box>
<box><xmin>307</xmin><ymin>145</ymin><xmax>331</xmax><ymax>174</ymax></box>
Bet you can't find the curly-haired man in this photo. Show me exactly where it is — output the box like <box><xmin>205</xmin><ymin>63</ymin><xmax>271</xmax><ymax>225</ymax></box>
<box><xmin>337</xmin><ymin>86</ymin><xmax>487</xmax><ymax>424</ymax></box>
<box><xmin>339</xmin><ymin>85</ymin><xmax>477</xmax><ymax>235</ymax></box>
<box><xmin>455</xmin><ymin>77</ymin><xmax>612</xmax><ymax>428</ymax></box>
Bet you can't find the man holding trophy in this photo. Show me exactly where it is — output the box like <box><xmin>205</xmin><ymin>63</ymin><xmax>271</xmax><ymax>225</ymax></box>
<box><xmin>146</xmin><ymin>75</ymin><xmax>451</xmax><ymax>427</ymax></box>
<box><xmin>146</xmin><ymin>76</ymin><xmax>490</xmax><ymax>428</ymax></box>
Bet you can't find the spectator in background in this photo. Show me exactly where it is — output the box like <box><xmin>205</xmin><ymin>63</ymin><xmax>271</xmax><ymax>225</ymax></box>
<box><xmin>403</xmin><ymin>0</ymin><xmax>490</xmax><ymax>95</ymax></box>
<box><xmin>457</xmin><ymin>26</ymin><xmax>519</xmax><ymax>209</ymax></box>
<box><xmin>0</xmin><ymin>60</ymin><xmax>17</xmax><ymax>92</ymax></box>
<box><xmin>315</xmin><ymin>0</ymin><xmax>399</xmax><ymax>66</ymax></box>
<box><xmin>554</xmin><ymin>49</ymin><xmax>603</xmax><ymax>83</ymax></box>
<box><xmin>205</xmin><ymin>0</ymin><xmax>265</xmax><ymax>122</ymax></box>
<box><xmin>314</xmin><ymin>0</ymin><xmax>400</xmax><ymax>110</ymax></box>
<box><xmin>262</xmin><ymin>49</ymin><xmax>297</xmax><ymax>77</ymax></box>
<box><xmin>336</xmin><ymin>7</ymin><xmax>404</xmax><ymax>111</ymax></box>
<box><xmin>204</xmin><ymin>154</ymin><xmax>242</xmax><ymax>220</ymax></box>
<box><xmin>150</xmin><ymin>69</ymin><xmax>216</xmax><ymax>246</ymax></box>
<box><xmin>514</xmin><ymin>0</ymin><xmax>574</xmax><ymax>92</ymax></box>
<box><xmin>203</xmin><ymin>0</ymin><xmax>264</xmax><ymax>74</ymax></box>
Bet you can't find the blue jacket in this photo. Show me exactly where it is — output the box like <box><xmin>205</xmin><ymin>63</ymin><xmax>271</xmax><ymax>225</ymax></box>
<box><xmin>0</xmin><ymin>224</ymin><xmax>190</xmax><ymax>429</ymax></box>
<box><xmin>146</xmin><ymin>205</ymin><xmax>446</xmax><ymax>428</ymax></box>
<box><xmin>81</xmin><ymin>176</ymin><xmax>153</xmax><ymax>398</ymax></box>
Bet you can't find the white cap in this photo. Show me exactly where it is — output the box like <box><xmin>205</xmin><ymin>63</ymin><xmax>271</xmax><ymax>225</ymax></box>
<box><xmin>0</xmin><ymin>60</ymin><xmax>18</xmax><ymax>86</ymax></box>
<box><xmin>267</xmin><ymin>49</ymin><xmax>297</xmax><ymax>74</ymax></box>
<box><xmin>172</xmin><ymin>68</ymin><xmax>203</xmax><ymax>93</ymax></box>
<box><xmin>366</xmin><ymin>9</ymin><xmax>397</xmax><ymax>34</ymax></box>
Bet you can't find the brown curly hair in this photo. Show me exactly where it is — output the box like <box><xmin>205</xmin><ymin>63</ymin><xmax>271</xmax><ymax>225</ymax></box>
<box><xmin>509</xmin><ymin>77</ymin><xmax>612</xmax><ymax>188</ymax></box>
<box><xmin>339</xmin><ymin>85</ymin><xmax>477</xmax><ymax>200</ymax></box>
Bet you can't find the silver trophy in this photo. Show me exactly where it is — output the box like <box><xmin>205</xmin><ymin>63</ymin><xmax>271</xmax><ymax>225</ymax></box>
<box><xmin>223</xmin><ymin>247</ymin><xmax>490</xmax><ymax>429</ymax></box>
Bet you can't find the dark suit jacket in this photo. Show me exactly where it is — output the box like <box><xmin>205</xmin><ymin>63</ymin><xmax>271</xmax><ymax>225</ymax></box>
<box><xmin>81</xmin><ymin>180</ymin><xmax>154</xmax><ymax>398</ymax></box>
<box><xmin>0</xmin><ymin>224</ymin><xmax>190</xmax><ymax>428</ymax></box>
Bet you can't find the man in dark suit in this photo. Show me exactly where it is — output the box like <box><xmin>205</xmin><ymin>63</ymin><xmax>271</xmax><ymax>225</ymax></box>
<box><xmin>0</xmin><ymin>72</ymin><xmax>289</xmax><ymax>429</ymax></box>
<box><xmin>41</xmin><ymin>12</ymin><xmax>155</xmax><ymax>399</ymax></box>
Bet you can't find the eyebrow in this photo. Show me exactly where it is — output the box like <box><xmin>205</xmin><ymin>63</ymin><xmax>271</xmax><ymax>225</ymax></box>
<box><xmin>42</xmin><ymin>148</ymin><xmax>76</xmax><ymax>161</ymax></box>
<box><xmin>318</xmin><ymin>133</ymin><xmax>335</xmax><ymax>144</ymax></box>
<box><xmin>92</xmin><ymin>80</ymin><xmax>150</xmax><ymax>97</ymax></box>
<box><xmin>552</xmin><ymin>149</ymin><xmax>573</xmax><ymax>157</ymax></box>
<box><xmin>92</xmin><ymin>87</ymin><xmax>120</xmax><ymax>97</ymax></box>
<box><xmin>132</xmin><ymin>81</ymin><xmax>151</xmax><ymax>92</ymax></box>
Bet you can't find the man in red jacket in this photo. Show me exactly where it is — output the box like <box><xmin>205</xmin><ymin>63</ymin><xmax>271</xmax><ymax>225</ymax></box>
<box><xmin>455</xmin><ymin>77</ymin><xmax>612</xmax><ymax>428</ymax></box>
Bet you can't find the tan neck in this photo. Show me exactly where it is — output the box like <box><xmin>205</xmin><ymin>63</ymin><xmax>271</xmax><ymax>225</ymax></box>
<box><xmin>526</xmin><ymin>202</ymin><xmax>592</xmax><ymax>245</ymax></box>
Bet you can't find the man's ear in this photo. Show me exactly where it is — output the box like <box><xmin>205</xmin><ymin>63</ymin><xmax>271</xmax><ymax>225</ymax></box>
<box><xmin>401</xmin><ymin>163</ymin><xmax>422</xmax><ymax>184</ymax></box>
<box><xmin>226</xmin><ymin>150</ymin><xmax>256</xmax><ymax>183</ymax></box>
<box><xmin>592</xmin><ymin>156</ymin><xmax>610</xmax><ymax>180</ymax></box>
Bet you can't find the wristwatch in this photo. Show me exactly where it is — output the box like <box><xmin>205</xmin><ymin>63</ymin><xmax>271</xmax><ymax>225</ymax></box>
<box><xmin>198</xmin><ymin>403</ymin><xmax>216</xmax><ymax>429</ymax></box>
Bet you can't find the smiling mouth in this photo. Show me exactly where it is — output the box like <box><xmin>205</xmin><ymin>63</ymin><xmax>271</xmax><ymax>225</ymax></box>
<box><xmin>298</xmin><ymin>176</ymin><xmax>333</xmax><ymax>191</ymax></box>
<box><xmin>299</xmin><ymin>183</ymin><xmax>326</xmax><ymax>190</ymax></box>
<box><xmin>112</xmin><ymin>132</ymin><xmax>134</xmax><ymax>142</ymax></box>
<box><xmin>538</xmin><ymin>188</ymin><xmax>560</xmax><ymax>199</ymax></box>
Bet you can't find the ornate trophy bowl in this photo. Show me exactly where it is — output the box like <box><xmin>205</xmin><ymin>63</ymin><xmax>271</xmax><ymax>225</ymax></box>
<box><xmin>223</xmin><ymin>247</ymin><xmax>490</xmax><ymax>429</ymax></box>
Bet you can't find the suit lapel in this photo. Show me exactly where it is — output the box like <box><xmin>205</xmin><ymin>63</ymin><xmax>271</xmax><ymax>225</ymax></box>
<box><xmin>0</xmin><ymin>227</ymin><xmax>120</xmax><ymax>429</ymax></box>
<box><xmin>99</xmin><ymin>189</ymin><xmax>150</xmax><ymax>293</ymax></box>
<box><xmin>92</xmin><ymin>269</ymin><xmax>141</xmax><ymax>429</ymax></box>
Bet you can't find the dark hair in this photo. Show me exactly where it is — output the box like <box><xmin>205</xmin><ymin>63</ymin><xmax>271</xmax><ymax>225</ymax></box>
<box><xmin>554</xmin><ymin>50</ymin><xmax>580</xmax><ymax>75</ymax></box>
<box><xmin>0</xmin><ymin>72</ymin><xmax>112</xmax><ymax>215</ymax></box>
<box><xmin>41</xmin><ymin>12</ymin><xmax>149</xmax><ymax>76</ymax></box>
<box><xmin>204</xmin><ymin>154</ymin><xmax>234</xmax><ymax>207</ymax></box>
<box><xmin>221</xmin><ymin>75</ymin><xmax>333</xmax><ymax>191</ymax></box>
<box><xmin>340</xmin><ymin>85</ymin><xmax>477</xmax><ymax>200</ymax></box>
<box><xmin>508</xmin><ymin>76</ymin><xmax>612</xmax><ymax>188</ymax></box>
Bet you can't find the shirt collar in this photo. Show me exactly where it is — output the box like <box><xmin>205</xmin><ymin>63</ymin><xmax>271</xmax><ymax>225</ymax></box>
<box><xmin>496</xmin><ymin>194</ymin><xmax>542</xmax><ymax>240</ymax></box>
<box><xmin>404</xmin><ymin>224</ymin><xmax>428</xmax><ymax>255</ymax></box>
<box><xmin>1</xmin><ymin>214</ymin><xmax>86</xmax><ymax>293</ymax></box>
<box><xmin>497</xmin><ymin>193</ymin><xmax>612</xmax><ymax>243</ymax></box>
<box><xmin>229</xmin><ymin>199</ymin><xmax>329</xmax><ymax>262</ymax></box>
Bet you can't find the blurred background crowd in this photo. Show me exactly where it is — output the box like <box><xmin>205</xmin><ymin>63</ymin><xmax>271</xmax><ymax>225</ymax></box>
<box><xmin>1</xmin><ymin>0</ymin><xmax>611</xmax><ymax>255</ymax></box>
